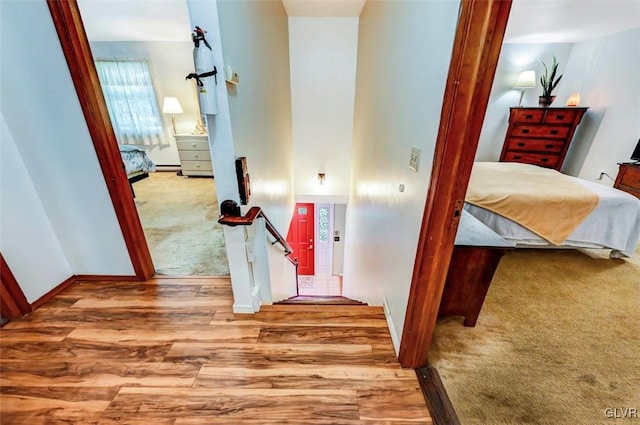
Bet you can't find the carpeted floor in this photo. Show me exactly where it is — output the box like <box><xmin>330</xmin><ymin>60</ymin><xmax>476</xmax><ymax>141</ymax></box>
<box><xmin>429</xmin><ymin>247</ymin><xmax>640</xmax><ymax>425</ymax></box>
<box><xmin>132</xmin><ymin>172</ymin><xmax>229</xmax><ymax>276</ymax></box>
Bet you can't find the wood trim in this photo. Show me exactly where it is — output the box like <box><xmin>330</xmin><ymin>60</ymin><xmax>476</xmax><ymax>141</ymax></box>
<box><xmin>30</xmin><ymin>276</ymin><xmax>77</xmax><ymax>310</ymax></box>
<box><xmin>399</xmin><ymin>0</ymin><xmax>512</xmax><ymax>368</ymax></box>
<box><xmin>0</xmin><ymin>254</ymin><xmax>32</xmax><ymax>319</ymax></box>
<box><xmin>74</xmin><ymin>275</ymin><xmax>139</xmax><ymax>281</ymax></box>
<box><xmin>47</xmin><ymin>0</ymin><xmax>154</xmax><ymax>280</ymax></box>
<box><xmin>416</xmin><ymin>366</ymin><xmax>461</xmax><ymax>425</ymax></box>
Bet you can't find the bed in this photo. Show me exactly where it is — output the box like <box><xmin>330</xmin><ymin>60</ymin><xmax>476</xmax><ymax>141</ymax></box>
<box><xmin>464</xmin><ymin>162</ymin><xmax>640</xmax><ymax>258</ymax></box>
<box><xmin>119</xmin><ymin>145</ymin><xmax>155</xmax><ymax>196</ymax></box>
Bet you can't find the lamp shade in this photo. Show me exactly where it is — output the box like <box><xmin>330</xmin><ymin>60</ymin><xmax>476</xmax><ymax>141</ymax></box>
<box><xmin>162</xmin><ymin>96</ymin><xmax>183</xmax><ymax>114</ymax></box>
<box><xmin>513</xmin><ymin>70</ymin><xmax>536</xmax><ymax>88</ymax></box>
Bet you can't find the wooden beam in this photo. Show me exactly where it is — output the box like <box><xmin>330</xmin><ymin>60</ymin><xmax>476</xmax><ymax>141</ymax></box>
<box><xmin>46</xmin><ymin>0</ymin><xmax>154</xmax><ymax>280</ymax></box>
<box><xmin>399</xmin><ymin>0</ymin><xmax>512</xmax><ymax>368</ymax></box>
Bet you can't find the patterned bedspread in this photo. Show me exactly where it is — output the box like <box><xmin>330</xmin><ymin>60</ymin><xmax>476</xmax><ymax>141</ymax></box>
<box><xmin>119</xmin><ymin>145</ymin><xmax>156</xmax><ymax>176</ymax></box>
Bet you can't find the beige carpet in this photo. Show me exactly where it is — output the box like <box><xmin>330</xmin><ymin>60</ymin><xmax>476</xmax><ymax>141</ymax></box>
<box><xmin>430</xmin><ymin>247</ymin><xmax>640</xmax><ymax>425</ymax></box>
<box><xmin>133</xmin><ymin>172</ymin><xmax>229</xmax><ymax>276</ymax></box>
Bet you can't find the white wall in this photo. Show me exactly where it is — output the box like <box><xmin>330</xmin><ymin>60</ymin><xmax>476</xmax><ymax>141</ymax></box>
<box><xmin>344</xmin><ymin>0</ymin><xmax>459</xmax><ymax>351</ymax></box>
<box><xmin>289</xmin><ymin>18</ymin><xmax>358</xmax><ymax>197</ymax></box>
<box><xmin>0</xmin><ymin>0</ymin><xmax>134</xmax><ymax>296</ymax></box>
<box><xmin>0</xmin><ymin>115</ymin><xmax>73</xmax><ymax>302</ymax></box>
<box><xmin>563</xmin><ymin>27</ymin><xmax>640</xmax><ymax>181</ymax></box>
<box><xmin>89</xmin><ymin>41</ymin><xmax>199</xmax><ymax>166</ymax></box>
<box><xmin>475</xmin><ymin>43</ymin><xmax>574</xmax><ymax>161</ymax></box>
<box><xmin>217</xmin><ymin>0</ymin><xmax>295</xmax><ymax>301</ymax></box>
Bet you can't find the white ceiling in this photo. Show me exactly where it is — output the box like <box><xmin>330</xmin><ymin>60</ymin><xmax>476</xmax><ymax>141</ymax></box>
<box><xmin>78</xmin><ymin>0</ymin><xmax>640</xmax><ymax>43</ymax></box>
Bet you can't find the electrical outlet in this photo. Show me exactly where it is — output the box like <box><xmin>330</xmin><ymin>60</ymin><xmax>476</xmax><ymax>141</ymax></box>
<box><xmin>409</xmin><ymin>146</ymin><xmax>421</xmax><ymax>172</ymax></box>
<box><xmin>597</xmin><ymin>169</ymin><xmax>607</xmax><ymax>180</ymax></box>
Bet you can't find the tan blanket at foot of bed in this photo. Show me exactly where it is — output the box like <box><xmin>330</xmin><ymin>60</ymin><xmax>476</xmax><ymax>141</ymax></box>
<box><xmin>465</xmin><ymin>162</ymin><xmax>599</xmax><ymax>245</ymax></box>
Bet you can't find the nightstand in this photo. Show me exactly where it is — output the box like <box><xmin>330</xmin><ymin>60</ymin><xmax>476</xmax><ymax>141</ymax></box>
<box><xmin>614</xmin><ymin>163</ymin><xmax>640</xmax><ymax>199</ymax></box>
<box><xmin>499</xmin><ymin>107</ymin><xmax>588</xmax><ymax>171</ymax></box>
<box><xmin>174</xmin><ymin>134</ymin><xmax>213</xmax><ymax>177</ymax></box>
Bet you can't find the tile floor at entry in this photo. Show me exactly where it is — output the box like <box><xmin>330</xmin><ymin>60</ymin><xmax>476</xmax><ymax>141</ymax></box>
<box><xmin>298</xmin><ymin>275</ymin><xmax>342</xmax><ymax>296</ymax></box>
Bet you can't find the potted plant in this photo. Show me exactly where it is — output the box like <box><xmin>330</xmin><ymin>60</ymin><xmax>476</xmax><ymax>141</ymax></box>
<box><xmin>539</xmin><ymin>55</ymin><xmax>563</xmax><ymax>107</ymax></box>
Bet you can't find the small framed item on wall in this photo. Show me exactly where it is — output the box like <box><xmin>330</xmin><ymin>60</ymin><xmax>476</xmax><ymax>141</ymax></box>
<box><xmin>235</xmin><ymin>156</ymin><xmax>250</xmax><ymax>205</ymax></box>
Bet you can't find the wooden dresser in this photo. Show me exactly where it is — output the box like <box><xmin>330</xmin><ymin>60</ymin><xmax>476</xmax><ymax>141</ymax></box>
<box><xmin>614</xmin><ymin>163</ymin><xmax>640</xmax><ymax>199</ymax></box>
<box><xmin>499</xmin><ymin>107</ymin><xmax>588</xmax><ymax>171</ymax></box>
<box><xmin>175</xmin><ymin>134</ymin><xmax>213</xmax><ymax>177</ymax></box>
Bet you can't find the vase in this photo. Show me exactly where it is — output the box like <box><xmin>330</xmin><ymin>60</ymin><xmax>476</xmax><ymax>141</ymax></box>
<box><xmin>538</xmin><ymin>95</ymin><xmax>556</xmax><ymax>107</ymax></box>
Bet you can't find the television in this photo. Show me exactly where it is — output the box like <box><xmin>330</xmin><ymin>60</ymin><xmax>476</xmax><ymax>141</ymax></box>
<box><xmin>632</xmin><ymin>139</ymin><xmax>640</xmax><ymax>162</ymax></box>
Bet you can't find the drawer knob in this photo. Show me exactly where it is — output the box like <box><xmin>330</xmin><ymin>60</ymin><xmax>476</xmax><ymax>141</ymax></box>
<box><xmin>517</xmin><ymin>142</ymin><xmax>525</xmax><ymax>147</ymax></box>
<box><xmin>514</xmin><ymin>155</ymin><xmax>522</xmax><ymax>160</ymax></box>
<box><xmin>550</xmin><ymin>130</ymin><xmax>559</xmax><ymax>135</ymax></box>
<box><xmin>545</xmin><ymin>144</ymin><xmax>553</xmax><ymax>149</ymax></box>
<box><xmin>194</xmin><ymin>154</ymin><xmax>199</xmax><ymax>158</ymax></box>
<box><xmin>192</xmin><ymin>143</ymin><xmax>197</xmax><ymax>147</ymax></box>
<box><xmin>525</xmin><ymin>114</ymin><xmax>533</xmax><ymax>119</ymax></box>
<box><xmin>521</xmin><ymin>129</ymin><xmax>529</xmax><ymax>134</ymax></box>
<box><xmin>541</xmin><ymin>158</ymin><xmax>549</xmax><ymax>163</ymax></box>
<box><xmin>556</xmin><ymin>114</ymin><xmax>564</xmax><ymax>119</ymax></box>
<box><xmin>197</xmin><ymin>164</ymin><xmax>201</xmax><ymax>168</ymax></box>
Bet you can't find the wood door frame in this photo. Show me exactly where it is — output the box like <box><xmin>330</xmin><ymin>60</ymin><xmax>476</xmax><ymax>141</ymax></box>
<box><xmin>0</xmin><ymin>254</ymin><xmax>32</xmax><ymax>319</ymax></box>
<box><xmin>47</xmin><ymin>0</ymin><xmax>154</xmax><ymax>280</ymax></box>
<box><xmin>48</xmin><ymin>0</ymin><xmax>510</xmax><ymax>368</ymax></box>
<box><xmin>399</xmin><ymin>0</ymin><xmax>512</xmax><ymax>367</ymax></box>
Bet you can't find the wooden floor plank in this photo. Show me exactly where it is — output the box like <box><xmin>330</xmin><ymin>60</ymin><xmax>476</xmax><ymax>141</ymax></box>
<box><xmin>0</xmin><ymin>361</ymin><xmax>199</xmax><ymax>387</ymax></box>
<box><xmin>104</xmin><ymin>387</ymin><xmax>360</xmax><ymax>421</ymax></box>
<box><xmin>0</xmin><ymin>276</ymin><xmax>431</xmax><ymax>423</ymax></box>
<box><xmin>166</xmin><ymin>342</ymin><xmax>376</xmax><ymax>366</ymax></box>
<box><xmin>194</xmin><ymin>364</ymin><xmax>422</xmax><ymax>390</ymax></box>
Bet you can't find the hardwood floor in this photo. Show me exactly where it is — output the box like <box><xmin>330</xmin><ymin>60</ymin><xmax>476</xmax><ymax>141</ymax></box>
<box><xmin>0</xmin><ymin>277</ymin><xmax>432</xmax><ymax>424</ymax></box>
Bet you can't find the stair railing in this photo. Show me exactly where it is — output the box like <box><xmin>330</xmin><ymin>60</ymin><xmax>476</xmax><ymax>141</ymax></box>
<box><xmin>218</xmin><ymin>200</ymin><xmax>299</xmax><ymax>294</ymax></box>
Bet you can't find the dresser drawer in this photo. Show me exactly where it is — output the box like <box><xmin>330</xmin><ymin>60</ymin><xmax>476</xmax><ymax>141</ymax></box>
<box><xmin>543</xmin><ymin>109</ymin><xmax>578</xmax><ymax>124</ymax></box>
<box><xmin>181</xmin><ymin>160</ymin><xmax>213</xmax><ymax>172</ymax></box>
<box><xmin>511</xmin><ymin>125</ymin><xmax>569</xmax><ymax>139</ymax></box>
<box><xmin>178</xmin><ymin>150</ymin><xmax>211</xmax><ymax>161</ymax></box>
<box><xmin>177</xmin><ymin>140</ymin><xmax>210</xmax><ymax>151</ymax></box>
<box><xmin>502</xmin><ymin>152</ymin><xmax>560</xmax><ymax>169</ymax></box>
<box><xmin>512</xmin><ymin>109</ymin><xmax>544</xmax><ymax>123</ymax></box>
<box><xmin>505</xmin><ymin>138</ymin><xmax>564</xmax><ymax>153</ymax></box>
<box><xmin>617</xmin><ymin>165</ymin><xmax>640</xmax><ymax>187</ymax></box>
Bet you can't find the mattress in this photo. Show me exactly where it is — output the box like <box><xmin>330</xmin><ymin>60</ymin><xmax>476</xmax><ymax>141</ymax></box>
<box><xmin>464</xmin><ymin>168</ymin><xmax>640</xmax><ymax>257</ymax></box>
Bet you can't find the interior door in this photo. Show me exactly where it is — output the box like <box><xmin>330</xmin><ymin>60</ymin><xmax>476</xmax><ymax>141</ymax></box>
<box><xmin>286</xmin><ymin>203</ymin><xmax>315</xmax><ymax>275</ymax></box>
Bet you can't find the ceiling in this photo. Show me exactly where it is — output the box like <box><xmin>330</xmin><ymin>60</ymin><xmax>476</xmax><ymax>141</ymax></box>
<box><xmin>78</xmin><ymin>0</ymin><xmax>640</xmax><ymax>43</ymax></box>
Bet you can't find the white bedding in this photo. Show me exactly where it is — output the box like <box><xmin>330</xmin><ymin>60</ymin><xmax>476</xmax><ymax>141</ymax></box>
<box><xmin>464</xmin><ymin>175</ymin><xmax>640</xmax><ymax>257</ymax></box>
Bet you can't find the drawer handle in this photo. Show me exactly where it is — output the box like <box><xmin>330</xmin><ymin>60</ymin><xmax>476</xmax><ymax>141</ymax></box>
<box><xmin>192</xmin><ymin>143</ymin><xmax>197</xmax><ymax>147</ymax></box>
<box><xmin>545</xmin><ymin>144</ymin><xmax>554</xmax><ymax>148</ymax></box>
<box><xmin>196</xmin><ymin>164</ymin><xmax>201</xmax><ymax>168</ymax></box>
<box><xmin>525</xmin><ymin>114</ymin><xmax>533</xmax><ymax>119</ymax></box>
<box><xmin>194</xmin><ymin>154</ymin><xmax>199</xmax><ymax>158</ymax></box>
<box><xmin>540</xmin><ymin>158</ymin><xmax>549</xmax><ymax>163</ymax></box>
<box><xmin>556</xmin><ymin>114</ymin><xmax>564</xmax><ymax>119</ymax></box>
<box><xmin>514</xmin><ymin>155</ymin><xmax>522</xmax><ymax>160</ymax></box>
<box><xmin>517</xmin><ymin>142</ymin><xmax>525</xmax><ymax>147</ymax></box>
<box><xmin>550</xmin><ymin>130</ymin><xmax>559</xmax><ymax>135</ymax></box>
<box><xmin>521</xmin><ymin>129</ymin><xmax>529</xmax><ymax>134</ymax></box>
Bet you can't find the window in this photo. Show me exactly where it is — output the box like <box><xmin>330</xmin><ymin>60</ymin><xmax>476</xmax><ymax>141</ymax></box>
<box><xmin>95</xmin><ymin>58</ymin><xmax>164</xmax><ymax>145</ymax></box>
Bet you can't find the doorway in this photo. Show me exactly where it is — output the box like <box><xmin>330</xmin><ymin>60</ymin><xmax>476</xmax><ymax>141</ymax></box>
<box><xmin>286</xmin><ymin>202</ymin><xmax>346</xmax><ymax>297</ymax></box>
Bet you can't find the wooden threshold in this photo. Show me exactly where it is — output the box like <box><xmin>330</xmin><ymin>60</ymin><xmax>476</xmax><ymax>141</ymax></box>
<box><xmin>416</xmin><ymin>365</ymin><xmax>462</xmax><ymax>425</ymax></box>
<box><xmin>274</xmin><ymin>295</ymin><xmax>367</xmax><ymax>305</ymax></box>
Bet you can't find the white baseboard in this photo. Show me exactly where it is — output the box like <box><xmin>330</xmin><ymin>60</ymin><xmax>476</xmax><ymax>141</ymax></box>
<box><xmin>232</xmin><ymin>303</ymin><xmax>257</xmax><ymax>314</ymax></box>
<box><xmin>155</xmin><ymin>165</ymin><xmax>181</xmax><ymax>172</ymax></box>
<box><xmin>383</xmin><ymin>297</ymin><xmax>400</xmax><ymax>356</ymax></box>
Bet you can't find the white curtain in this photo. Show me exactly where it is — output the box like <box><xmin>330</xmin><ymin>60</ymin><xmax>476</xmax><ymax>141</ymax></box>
<box><xmin>96</xmin><ymin>58</ymin><xmax>165</xmax><ymax>146</ymax></box>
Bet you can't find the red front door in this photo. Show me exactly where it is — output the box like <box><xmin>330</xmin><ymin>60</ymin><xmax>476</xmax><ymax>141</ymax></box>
<box><xmin>286</xmin><ymin>203</ymin><xmax>315</xmax><ymax>275</ymax></box>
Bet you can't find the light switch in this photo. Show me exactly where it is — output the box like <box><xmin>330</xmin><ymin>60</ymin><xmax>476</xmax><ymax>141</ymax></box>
<box><xmin>409</xmin><ymin>146</ymin><xmax>421</xmax><ymax>172</ymax></box>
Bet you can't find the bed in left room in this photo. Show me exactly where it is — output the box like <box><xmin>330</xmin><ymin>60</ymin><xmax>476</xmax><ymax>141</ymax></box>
<box><xmin>119</xmin><ymin>144</ymin><xmax>155</xmax><ymax>196</ymax></box>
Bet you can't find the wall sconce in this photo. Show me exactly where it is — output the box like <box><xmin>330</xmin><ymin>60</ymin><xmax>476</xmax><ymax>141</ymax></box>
<box><xmin>566</xmin><ymin>93</ymin><xmax>581</xmax><ymax>106</ymax></box>
<box><xmin>162</xmin><ymin>96</ymin><xmax>184</xmax><ymax>134</ymax></box>
<box><xmin>513</xmin><ymin>70</ymin><xmax>536</xmax><ymax>106</ymax></box>
<box><xmin>318</xmin><ymin>173</ymin><xmax>326</xmax><ymax>185</ymax></box>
